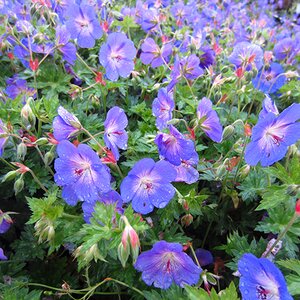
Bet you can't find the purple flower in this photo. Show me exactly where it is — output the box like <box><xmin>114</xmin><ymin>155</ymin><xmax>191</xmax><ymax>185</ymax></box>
<box><xmin>252</xmin><ymin>63</ymin><xmax>286</xmax><ymax>94</ymax></box>
<box><xmin>168</xmin><ymin>55</ymin><xmax>203</xmax><ymax>90</ymax></box>
<box><xmin>104</xmin><ymin>106</ymin><xmax>128</xmax><ymax>161</ymax></box>
<box><xmin>0</xmin><ymin>120</ymin><xmax>8</xmax><ymax>157</ymax></box>
<box><xmin>228</xmin><ymin>42</ymin><xmax>264</xmax><ymax>71</ymax></box>
<box><xmin>197</xmin><ymin>97</ymin><xmax>223</xmax><ymax>143</ymax></box>
<box><xmin>238</xmin><ymin>253</ymin><xmax>292</xmax><ymax>300</ymax></box>
<box><xmin>155</xmin><ymin>126</ymin><xmax>197</xmax><ymax>166</ymax></box>
<box><xmin>152</xmin><ymin>88</ymin><xmax>174</xmax><ymax>130</ymax></box>
<box><xmin>180</xmin><ymin>54</ymin><xmax>204</xmax><ymax>80</ymax></box>
<box><xmin>273</xmin><ymin>37</ymin><xmax>295</xmax><ymax>61</ymax></box>
<box><xmin>135</xmin><ymin>240</ymin><xmax>202</xmax><ymax>289</ymax></box>
<box><xmin>170</xmin><ymin>2</ymin><xmax>192</xmax><ymax>27</ymax></box>
<box><xmin>259</xmin><ymin>95</ymin><xmax>279</xmax><ymax>119</ymax></box>
<box><xmin>199</xmin><ymin>46</ymin><xmax>215</xmax><ymax>69</ymax></box>
<box><xmin>0</xmin><ymin>248</ymin><xmax>7</xmax><ymax>260</ymax></box>
<box><xmin>56</xmin><ymin>25</ymin><xmax>77</xmax><ymax>65</ymax></box>
<box><xmin>173</xmin><ymin>152</ymin><xmax>199</xmax><ymax>184</ymax></box>
<box><xmin>245</xmin><ymin>103</ymin><xmax>300</xmax><ymax>167</ymax></box>
<box><xmin>5</xmin><ymin>75</ymin><xmax>36</xmax><ymax>102</ymax></box>
<box><xmin>0</xmin><ymin>211</ymin><xmax>13</xmax><ymax>234</ymax></box>
<box><xmin>195</xmin><ymin>248</ymin><xmax>214</xmax><ymax>267</ymax></box>
<box><xmin>82</xmin><ymin>190</ymin><xmax>123</xmax><ymax>223</ymax></box>
<box><xmin>140</xmin><ymin>8</ymin><xmax>160</xmax><ymax>32</ymax></box>
<box><xmin>54</xmin><ymin>140</ymin><xmax>111</xmax><ymax>205</ymax></box>
<box><xmin>99</xmin><ymin>32</ymin><xmax>136</xmax><ymax>81</ymax></box>
<box><xmin>53</xmin><ymin>106</ymin><xmax>82</xmax><ymax>141</ymax></box>
<box><xmin>120</xmin><ymin>158</ymin><xmax>176</xmax><ymax>214</ymax></box>
<box><xmin>65</xmin><ymin>3</ymin><xmax>103</xmax><ymax>48</ymax></box>
<box><xmin>140</xmin><ymin>38</ymin><xmax>172</xmax><ymax>68</ymax></box>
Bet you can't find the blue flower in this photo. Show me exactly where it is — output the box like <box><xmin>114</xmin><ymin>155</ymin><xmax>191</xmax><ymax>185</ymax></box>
<box><xmin>65</xmin><ymin>3</ymin><xmax>103</xmax><ymax>48</ymax></box>
<box><xmin>152</xmin><ymin>88</ymin><xmax>174</xmax><ymax>130</ymax></box>
<box><xmin>53</xmin><ymin>106</ymin><xmax>82</xmax><ymax>141</ymax></box>
<box><xmin>258</xmin><ymin>95</ymin><xmax>279</xmax><ymax>119</ymax></box>
<box><xmin>54</xmin><ymin>140</ymin><xmax>111</xmax><ymax>205</ymax></box>
<box><xmin>195</xmin><ymin>248</ymin><xmax>214</xmax><ymax>267</ymax></box>
<box><xmin>0</xmin><ymin>248</ymin><xmax>7</xmax><ymax>260</ymax></box>
<box><xmin>173</xmin><ymin>152</ymin><xmax>199</xmax><ymax>184</ymax></box>
<box><xmin>238</xmin><ymin>253</ymin><xmax>293</xmax><ymax>300</ymax></box>
<box><xmin>56</xmin><ymin>25</ymin><xmax>77</xmax><ymax>65</ymax></box>
<box><xmin>228</xmin><ymin>42</ymin><xmax>264</xmax><ymax>71</ymax></box>
<box><xmin>120</xmin><ymin>158</ymin><xmax>176</xmax><ymax>214</ymax></box>
<box><xmin>140</xmin><ymin>38</ymin><xmax>172</xmax><ymax>68</ymax></box>
<box><xmin>273</xmin><ymin>37</ymin><xmax>295</xmax><ymax>61</ymax></box>
<box><xmin>245</xmin><ymin>103</ymin><xmax>300</xmax><ymax>167</ymax></box>
<box><xmin>99</xmin><ymin>32</ymin><xmax>136</xmax><ymax>82</ymax></box>
<box><xmin>82</xmin><ymin>190</ymin><xmax>123</xmax><ymax>223</ymax></box>
<box><xmin>155</xmin><ymin>125</ymin><xmax>197</xmax><ymax>166</ymax></box>
<box><xmin>0</xmin><ymin>210</ymin><xmax>13</xmax><ymax>234</ymax></box>
<box><xmin>135</xmin><ymin>240</ymin><xmax>202</xmax><ymax>289</ymax></box>
<box><xmin>104</xmin><ymin>106</ymin><xmax>128</xmax><ymax>161</ymax></box>
<box><xmin>252</xmin><ymin>63</ymin><xmax>286</xmax><ymax>94</ymax></box>
<box><xmin>197</xmin><ymin>97</ymin><xmax>223</xmax><ymax>143</ymax></box>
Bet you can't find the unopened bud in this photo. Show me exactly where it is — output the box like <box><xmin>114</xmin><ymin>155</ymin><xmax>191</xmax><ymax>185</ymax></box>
<box><xmin>288</xmin><ymin>184</ymin><xmax>300</xmax><ymax>197</ymax></box>
<box><xmin>35</xmin><ymin>137</ymin><xmax>49</xmax><ymax>146</ymax></box>
<box><xmin>118</xmin><ymin>242</ymin><xmax>130</xmax><ymax>268</ymax></box>
<box><xmin>17</xmin><ymin>142</ymin><xmax>27</xmax><ymax>160</ymax></box>
<box><xmin>21</xmin><ymin>99</ymin><xmax>36</xmax><ymax>127</ymax></box>
<box><xmin>2</xmin><ymin>170</ymin><xmax>18</xmax><ymax>182</ymax></box>
<box><xmin>14</xmin><ymin>176</ymin><xmax>24</xmax><ymax>195</ymax></box>
<box><xmin>295</xmin><ymin>199</ymin><xmax>300</xmax><ymax>216</ymax></box>
<box><xmin>181</xmin><ymin>214</ymin><xmax>193</xmax><ymax>227</ymax></box>
<box><xmin>120</xmin><ymin>216</ymin><xmax>140</xmax><ymax>264</ymax></box>
<box><xmin>222</xmin><ymin>125</ymin><xmax>235</xmax><ymax>140</ymax></box>
<box><xmin>239</xmin><ymin>164</ymin><xmax>251</xmax><ymax>179</ymax></box>
<box><xmin>44</xmin><ymin>151</ymin><xmax>55</xmax><ymax>165</ymax></box>
<box><xmin>167</xmin><ymin>118</ymin><xmax>180</xmax><ymax>125</ymax></box>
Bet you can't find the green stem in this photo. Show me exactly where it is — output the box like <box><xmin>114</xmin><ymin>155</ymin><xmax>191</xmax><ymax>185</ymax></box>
<box><xmin>108</xmin><ymin>278</ymin><xmax>144</xmax><ymax>297</ymax></box>
<box><xmin>262</xmin><ymin>213</ymin><xmax>298</xmax><ymax>258</ymax></box>
<box><xmin>190</xmin><ymin>244</ymin><xmax>201</xmax><ymax>268</ymax></box>
<box><xmin>36</xmin><ymin>146</ymin><xmax>54</xmax><ymax>176</ymax></box>
<box><xmin>76</xmin><ymin>53</ymin><xmax>97</xmax><ymax>76</ymax></box>
<box><xmin>28</xmin><ymin>169</ymin><xmax>48</xmax><ymax>193</ymax></box>
<box><xmin>82</xmin><ymin>128</ymin><xmax>106</xmax><ymax>154</ymax></box>
<box><xmin>233</xmin><ymin>137</ymin><xmax>249</xmax><ymax>183</ymax></box>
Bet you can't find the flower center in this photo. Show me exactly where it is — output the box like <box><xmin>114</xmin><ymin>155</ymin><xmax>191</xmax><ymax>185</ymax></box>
<box><xmin>74</xmin><ymin>161</ymin><xmax>91</xmax><ymax>176</ymax></box>
<box><xmin>265</xmin><ymin>128</ymin><xmax>284</xmax><ymax>146</ymax></box>
<box><xmin>140</xmin><ymin>177</ymin><xmax>153</xmax><ymax>191</ymax></box>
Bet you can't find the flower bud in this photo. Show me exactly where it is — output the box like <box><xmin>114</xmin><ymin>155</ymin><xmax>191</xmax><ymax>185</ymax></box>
<box><xmin>120</xmin><ymin>216</ymin><xmax>140</xmax><ymax>264</ymax></box>
<box><xmin>238</xmin><ymin>164</ymin><xmax>251</xmax><ymax>179</ymax></box>
<box><xmin>295</xmin><ymin>199</ymin><xmax>300</xmax><ymax>216</ymax></box>
<box><xmin>286</xmin><ymin>184</ymin><xmax>300</xmax><ymax>196</ymax></box>
<box><xmin>44</xmin><ymin>151</ymin><xmax>55</xmax><ymax>166</ymax></box>
<box><xmin>14</xmin><ymin>176</ymin><xmax>24</xmax><ymax>195</ymax></box>
<box><xmin>167</xmin><ymin>118</ymin><xmax>180</xmax><ymax>125</ymax></box>
<box><xmin>34</xmin><ymin>137</ymin><xmax>49</xmax><ymax>146</ymax></box>
<box><xmin>17</xmin><ymin>142</ymin><xmax>27</xmax><ymax>160</ymax></box>
<box><xmin>181</xmin><ymin>214</ymin><xmax>193</xmax><ymax>227</ymax></box>
<box><xmin>21</xmin><ymin>99</ymin><xmax>36</xmax><ymax>128</ymax></box>
<box><xmin>2</xmin><ymin>170</ymin><xmax>18</xmax><ymax>182</ymax></box>
<box><xmin>222</xmin><ymin>125</ymin><xmax>235</xmax><ymax>140</ymax></box>
<box><xmin>118</xmin><ymin>242</ymin><xmax>130</xmax><ymax>268</ymax></box>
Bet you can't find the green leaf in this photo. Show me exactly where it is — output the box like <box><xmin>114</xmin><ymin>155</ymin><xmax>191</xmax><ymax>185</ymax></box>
<box><xmin>218</xmin><ymin>282</ymin><xmax>239</xmax><ymax>299</ymax></box>
<box><xmin>277</xmin><ymin>259</ymin><xmax>300</xmax><ymax>296</ymax></box>
<box><xmin>185</xmin><ymin>286</ymin><xmax>211</xmax><ymax>300</ymax></box>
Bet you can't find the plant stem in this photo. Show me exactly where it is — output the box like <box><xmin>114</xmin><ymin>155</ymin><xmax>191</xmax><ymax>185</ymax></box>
<box><xmin>28</xmin><ymin>169</ymin><xmax>48</xmax><ymax>193</ymax></box>
<box><xmin>262</xmin><ymin>213</ymin><xmax>298</xmax><ymax>258</ymax></box>
<box><xmin>82</xmin><ymin>128</ymin><xmax>106</xmax><ymax>154</ymax></box>
<box><xmin>190</xmin><ymin>243</ymin><xmax>201</xmax><ymax>267</ymax></box>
